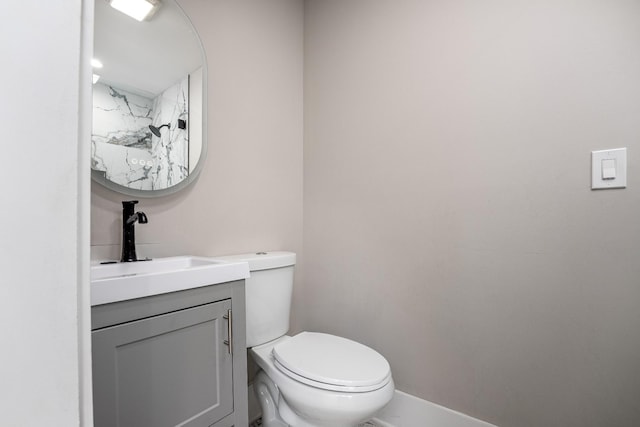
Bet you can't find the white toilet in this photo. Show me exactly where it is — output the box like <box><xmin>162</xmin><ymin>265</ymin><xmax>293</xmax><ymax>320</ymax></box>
<box><xmin>218</xmin><ymin>251</ymin><xmax>394</xmax><ymax>427</ymax></box>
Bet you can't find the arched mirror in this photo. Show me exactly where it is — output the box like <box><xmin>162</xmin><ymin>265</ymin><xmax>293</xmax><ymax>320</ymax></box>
<box><xmin>92</xmin><ymin>0</ymin><xmax>207</xmax><ymax>197</ymax></box>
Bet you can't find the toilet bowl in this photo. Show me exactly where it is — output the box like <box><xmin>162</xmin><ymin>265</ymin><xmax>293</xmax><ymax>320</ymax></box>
<box><xmin>251</xmin><ymin>334</ymin><xmax>395</xmax><ymax>427</ymax></box>
<box><xmin>215</xmin><ymin>252</ymin><xmax>394</xmax><ymax>426</ymax></box>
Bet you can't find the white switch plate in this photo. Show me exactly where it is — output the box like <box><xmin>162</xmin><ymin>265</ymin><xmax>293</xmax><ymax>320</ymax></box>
<box><xmin>592</xmin><ymin>148</ymin><xmax>627</xmax><ymax>189</ymax></box>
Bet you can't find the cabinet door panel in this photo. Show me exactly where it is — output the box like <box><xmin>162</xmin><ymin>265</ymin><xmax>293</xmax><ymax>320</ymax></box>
<box><xmin>92</xmin><ymin>300</ymin><xmax>233</xmax><ymax>427</ymax></box>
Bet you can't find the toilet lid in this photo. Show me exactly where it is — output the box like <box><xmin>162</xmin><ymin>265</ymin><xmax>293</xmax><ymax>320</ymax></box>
<box><xmin>272</xmin><ymin>332</ymin><xmax>391</xmax><ymax>392</ymax></box>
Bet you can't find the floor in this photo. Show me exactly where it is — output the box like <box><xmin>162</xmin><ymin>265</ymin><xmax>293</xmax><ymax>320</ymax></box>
<box><xmin>249</xmin><ymin>418</ymin><xmax>381</xmax><ymax>426</ymax></box>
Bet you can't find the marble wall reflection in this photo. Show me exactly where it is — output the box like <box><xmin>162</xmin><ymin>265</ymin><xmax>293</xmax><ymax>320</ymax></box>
<box><xmin>92</xmin><ymin>77</ymin><xmax>189</xmax><ymax>191</ymax></box>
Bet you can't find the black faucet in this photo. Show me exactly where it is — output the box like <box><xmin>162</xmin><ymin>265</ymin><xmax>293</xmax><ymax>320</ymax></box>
<box><xmin>121</xmin><ymin>200</ymin><xmax>148</xmax><ymax>262</ymax></box>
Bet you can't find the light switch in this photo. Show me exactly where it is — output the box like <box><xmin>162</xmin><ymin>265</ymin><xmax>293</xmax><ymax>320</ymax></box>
<box><xmin>592</xmin><ymin>148</ymin><xmax>627</xmax><ymax>189</ymax></box>
<box><xmin>601</xmin><ymin>159</ymin><xmax>616</xmax><ymax>180</ymax></box>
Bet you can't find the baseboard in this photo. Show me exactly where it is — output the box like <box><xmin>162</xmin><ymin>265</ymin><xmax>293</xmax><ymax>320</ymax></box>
<box><xmin>373</xmin><ymin>390</ymin><xmax>497</xmax><ymax>427</ymax></box>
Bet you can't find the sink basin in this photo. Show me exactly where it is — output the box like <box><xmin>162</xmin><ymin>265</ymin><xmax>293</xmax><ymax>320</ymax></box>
<box><xmin>91</xmin><ymin>256</ymin><xmax>250</xmax><ymax>306</ymax></box>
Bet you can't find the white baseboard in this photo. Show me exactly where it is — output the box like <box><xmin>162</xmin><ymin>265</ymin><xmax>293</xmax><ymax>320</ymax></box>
<box><xmin>248</xmin><ymin>385</ymin><xmax>495</xmax><ymax>427</ymax></box>
<box><xmin>373</xmin><ymin>390</ymin><xmax>497</xmax><ymax>427</ymax></box>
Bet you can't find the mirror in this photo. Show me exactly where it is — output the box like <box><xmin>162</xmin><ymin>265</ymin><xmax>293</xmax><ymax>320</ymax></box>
<box><xmin>92</xmin><ymin>0</ymin><xmax>207</xmax><ymax>197</ymax></box>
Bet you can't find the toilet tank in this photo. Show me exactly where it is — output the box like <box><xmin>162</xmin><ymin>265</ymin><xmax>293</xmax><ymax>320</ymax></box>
<box><xmin>215</xmin><ymin>252</ymin><xmax>296</xmax><ymax>348</ymax></box>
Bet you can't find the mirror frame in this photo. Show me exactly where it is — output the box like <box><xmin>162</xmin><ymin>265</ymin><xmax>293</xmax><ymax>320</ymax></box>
<box><xmin>91</xmin><ymin>1</ymin><xmax>208</xmax><ymax>198</ymax></box>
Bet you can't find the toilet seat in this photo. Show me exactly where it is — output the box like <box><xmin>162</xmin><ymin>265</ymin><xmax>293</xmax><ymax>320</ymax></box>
<box><xmin>271</xmin><ymin>332</ymin><xmax>391</xmax><ymax>393</ymax></box>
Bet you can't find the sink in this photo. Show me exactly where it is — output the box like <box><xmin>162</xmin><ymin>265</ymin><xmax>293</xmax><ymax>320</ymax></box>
<box><xmin>91</xmin><ymin>256</ymin><xmax>250</xmax><ymax>306</ymax></box>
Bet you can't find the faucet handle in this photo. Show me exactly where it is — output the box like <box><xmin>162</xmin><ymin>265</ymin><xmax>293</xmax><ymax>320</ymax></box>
<box><xmin>137</xmin><ymin>212</ymin><xmax>148</xmax><ymax>224</ymax></box>
<box><xmin>126</xmin><ymin>211</ymin><xmax>148</xmax><ymax>225</ymax></box>
<box><xmin>122</xmin><ymin>200</ymin><xmax>139</xmax><ymax>207</ymax></box>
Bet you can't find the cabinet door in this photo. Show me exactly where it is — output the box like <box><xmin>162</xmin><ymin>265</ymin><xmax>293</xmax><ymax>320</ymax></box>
<box><xmin>92</xmin><ymin>299</ymin><xmax>233</xmax><ymax>427</ymax></box>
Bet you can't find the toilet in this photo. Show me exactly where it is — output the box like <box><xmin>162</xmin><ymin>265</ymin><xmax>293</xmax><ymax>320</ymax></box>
<box><xmin>217</xmin><ymin>252</ymin><xmax>394</xmax><ymax>427</ymax></box>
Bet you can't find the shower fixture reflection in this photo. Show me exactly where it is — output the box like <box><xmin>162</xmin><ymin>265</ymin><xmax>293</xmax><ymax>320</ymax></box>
<box><xmin>149</xmin><ymin>119</ymin><xmax>186</xmax><ymax>137</ymax></box>
<box><xmin>149</xmin><ymin>123</ymin><xmax>170</xmax><ymax>137</ymax></box>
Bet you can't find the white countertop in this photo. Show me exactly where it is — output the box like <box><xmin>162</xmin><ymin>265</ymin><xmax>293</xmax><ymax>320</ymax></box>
<box><xmin>90</xmin><ymin>256</ymin><xmax>250</xmax><ymax>306</ymax></box>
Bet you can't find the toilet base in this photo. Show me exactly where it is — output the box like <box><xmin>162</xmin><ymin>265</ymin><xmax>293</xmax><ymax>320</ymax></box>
<box><xmin>254</xmin><ymin>371</ymin><xmax>287</xmax><ymax>427</ymax></box>
<box><xmin>255</xmin><ymin>370</ymin><xmax>354</xmax><ymax>427</ymax></box>
<box><xmin>253</xmin><ymin>370</ymin><xmax>391</xmax><ymax>427</ymax></box>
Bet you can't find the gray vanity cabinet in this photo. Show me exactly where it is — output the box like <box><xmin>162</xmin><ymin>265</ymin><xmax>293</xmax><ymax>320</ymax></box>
<box><xmin>92</xmin><ymin>280</ymin><xmax>248</xmax><ymax>427</ymax></box>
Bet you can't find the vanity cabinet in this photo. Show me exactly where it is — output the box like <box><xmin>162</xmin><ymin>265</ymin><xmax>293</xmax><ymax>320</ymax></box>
<box><xmin>91</xmin><ymin>280</ymin><xmax>247</xmax><ymax>427</ymax></box>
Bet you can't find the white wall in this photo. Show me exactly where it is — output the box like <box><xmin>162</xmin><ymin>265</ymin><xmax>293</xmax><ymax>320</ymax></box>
<box><xmin>0</xmin><ymin>0</ymin><xmax>91</xmax><ymax>424</ymax></box>
<box><xmin>304</xmin><ymin>1</ymin><xmax>640</xmax><ymax>426</ymax></box>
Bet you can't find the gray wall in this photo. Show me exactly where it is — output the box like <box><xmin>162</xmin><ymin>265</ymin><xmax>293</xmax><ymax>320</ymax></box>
<box><xmin>90</xmin><ymin>1</ymin><xmax>640</xmax><ymax>426</ymax></box>
<box><xmin>303</xmin><ymin>1</ymin><xmax>640</xmax><ymax>426</ymax></box>
<box><xmin>91</xmin><ymin>0</ymin><xmax>305</xmax><ymax>328</ymax></box>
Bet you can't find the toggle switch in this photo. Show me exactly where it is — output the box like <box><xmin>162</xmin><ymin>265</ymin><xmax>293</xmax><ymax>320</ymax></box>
<box><xmin>601</xmin><ymin>159</ymin><xmax>616</xmax><ymax>180</ymax></box>
<box><xmin>592</xmin><ymin>148</ymin><xmax>626</xmax><ymax>189</ymax></box>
